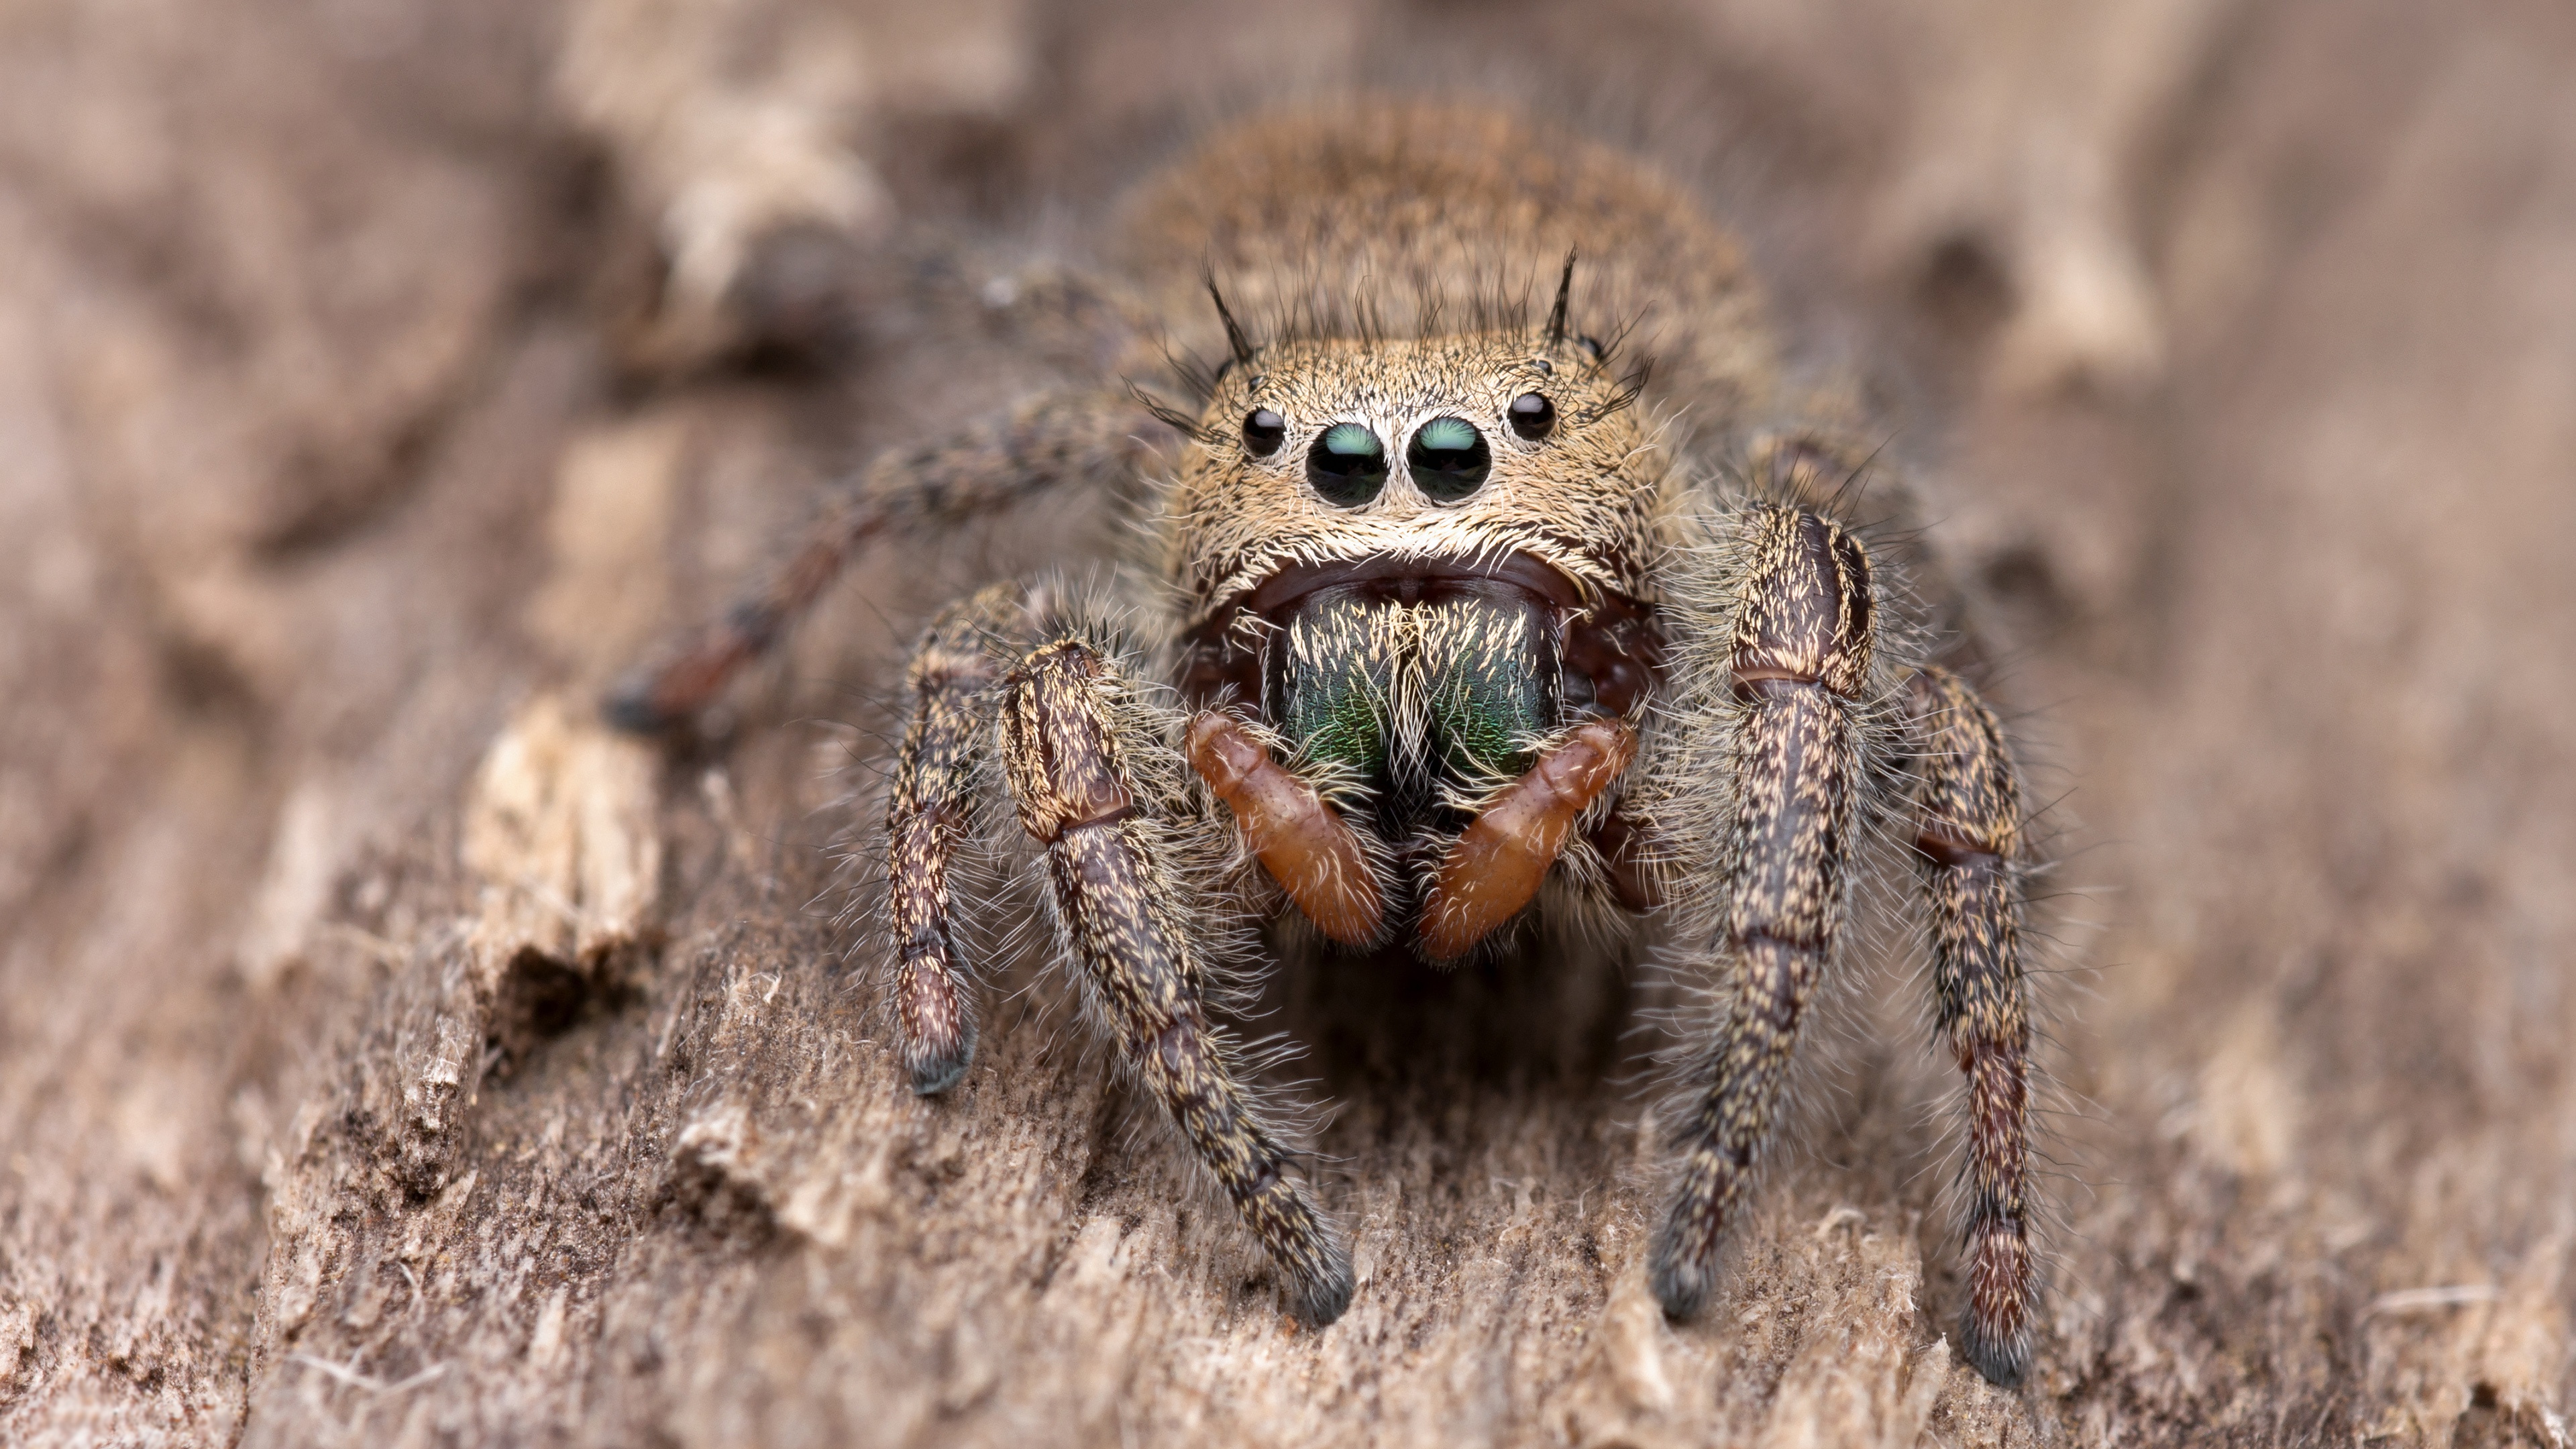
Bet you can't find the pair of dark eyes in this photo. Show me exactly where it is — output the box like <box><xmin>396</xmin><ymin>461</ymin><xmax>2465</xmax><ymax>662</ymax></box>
<box><xmin>1241</xmin><ymin>393</ymin><xmax>1558</xmax><ymax>507</ymax></box>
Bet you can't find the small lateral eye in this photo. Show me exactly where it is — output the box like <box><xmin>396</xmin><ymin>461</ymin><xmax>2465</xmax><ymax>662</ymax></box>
<box><xmin>1242</xmin><ymin>408</ymin><xmax>1286</xmax><ymax>457</ymax></box>
<box><xmin>1306</xmin><ymin>422</ymin><xmax>1389</xmax><ymax>506</ymax></box>
<box><xmin>1407</xmin><ymin>416</ymin><xmax>1491</xmax><ymax>502</ymax></box>
<box><xmin>1507</xmin><ymin>392</ymin><xmax>1556</xmax><ymax>440</ymax></box>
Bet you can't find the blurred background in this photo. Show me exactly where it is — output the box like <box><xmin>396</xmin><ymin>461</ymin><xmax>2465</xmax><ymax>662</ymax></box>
<box><xmin>3</xmin><ymin>0</ymin><xmax>2573</xmax><ymax>1444</ymax></box>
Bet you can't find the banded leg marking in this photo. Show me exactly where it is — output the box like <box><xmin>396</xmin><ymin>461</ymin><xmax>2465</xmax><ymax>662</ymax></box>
<box><xmin>1908</xmin><ymin>665</ymin><xmax>2036</xmax><ymax>1387</ymax></box>
<box><xmin>1651</xmin><ymin>505</ymin><xmax>1873</xmax><ymax>1319</ymax></box>
<box><xmin>1002</xmin><ymin>642</ymin><xmax>1353</xmax><ymax>1324</ymax></box>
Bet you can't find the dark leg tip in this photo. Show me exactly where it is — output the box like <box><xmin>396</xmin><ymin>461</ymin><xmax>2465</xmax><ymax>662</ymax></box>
<box><xmin>1960</xmin><ymin>1315</ymin><xmax>2031</xmax><ymax>1389</ymax></box>
<box><xmin>1648</xmin><ymin>1221</ymin><xmax>1715</xmax><ymax>1322</ymax></box>
<box><xmin>602</xmin><ymin>674</ymin><xmax>677</xmax><ymax>735</ymax></box>
<box><xmin>1292</xmin><ymin>1244</ymin><xmax>1356</xmax><ymax>1328</ymax></box>
<box><xmin>1649</xmin><ymin>1265</ymin><xmax>1711</xmax><ymax>1324</ymax></box>
<box><xmin>904</xmin><ymin>1028</ymin><xmax>977</xmax><ymax>1097</ymax></box>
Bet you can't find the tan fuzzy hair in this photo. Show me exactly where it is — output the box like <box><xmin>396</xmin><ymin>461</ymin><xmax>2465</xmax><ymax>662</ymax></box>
<box><xmin>1118</xmin><ymin>99</ymin><xmax>1776</xmax><ymax>439</ymax></box>
<box><xmin>1164</xmin><ymin>332</ymin><xmax>1670</xmax><ymax>625</ymax></box>
<box><xmin>1127</xmin><ymin>97</ymin><xmax>1791</xmax><ymax>631</ymax></box>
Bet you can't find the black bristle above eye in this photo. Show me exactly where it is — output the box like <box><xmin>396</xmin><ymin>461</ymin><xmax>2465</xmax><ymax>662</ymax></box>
<box><xmin>1242</xmin><ymin>409</ymin><xmax>1286</xmax><ymax>458</ymax></box>
<box><xmin>1508</xmin><ymin>392</ymin><xmax>1556</xmax><ymax>440</ymax></box>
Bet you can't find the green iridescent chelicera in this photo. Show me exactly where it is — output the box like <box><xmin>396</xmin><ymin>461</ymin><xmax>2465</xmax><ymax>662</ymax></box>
<box><xmin>1305</xmin><ymin>422</ymin><xmax>1389</xmax><ymax>506</ymax></box>
<box><xmin>1275</xmin><ymin>590</ymin><xmax>1555</xmax><ymax>826</ymax></box>
<box><xmin>1407</xmin><ymin>416</ymin><xmax>1491</xmax><ymax>501</ymax></box>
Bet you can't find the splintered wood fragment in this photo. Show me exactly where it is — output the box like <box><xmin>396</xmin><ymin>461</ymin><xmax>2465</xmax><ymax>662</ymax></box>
<box><xmin>462</xmin><ymin>693</ymin><xmax>665</xmax><ymax>991</ymax></box>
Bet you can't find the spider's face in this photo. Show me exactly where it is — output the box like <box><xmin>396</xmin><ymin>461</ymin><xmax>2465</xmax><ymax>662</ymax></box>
<box><xmin>1165</xmin><ymin>332</ymin><xmax>1665</xmax><ymax>626</ymax></box>
<box><xmin>1167</xmin><ymin>333</ymin><xmax>1668</xmax><ymax>830</ymax></box>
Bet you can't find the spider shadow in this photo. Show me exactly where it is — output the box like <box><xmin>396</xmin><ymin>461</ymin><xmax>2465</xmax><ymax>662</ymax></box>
<box><xmin>1256</xmin><ymin>924</ymin><xmax>1647</xmax><ymax>1127</ymax></box>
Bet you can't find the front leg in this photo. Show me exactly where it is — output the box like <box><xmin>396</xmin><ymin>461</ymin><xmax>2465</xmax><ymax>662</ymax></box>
<box><xmin>885</xmin><ymin>584</ymin><xmax>1028</xmax><ymax>1095</ymax></box>
<box><xmin>1000</xmin><ymin>640</ymin><xmax>1354</xmax><ymax>1324</ymax></box>
<box><xmin>1650</xmin><ymin>504</ymin><xmax>1875</xmax><ymax>1320</ymax></box>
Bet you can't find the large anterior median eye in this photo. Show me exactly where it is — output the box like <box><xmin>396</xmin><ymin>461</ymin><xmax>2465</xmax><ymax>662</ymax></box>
<box><xmin>1407</xmin><ymin>416</ymin><xmax>1491</xmax><ymax>502</ymax></box>
<box><xmin>1306</xmin><ymin>423</ymin><xmax>1389</xmax><ymax>506</ymax></box>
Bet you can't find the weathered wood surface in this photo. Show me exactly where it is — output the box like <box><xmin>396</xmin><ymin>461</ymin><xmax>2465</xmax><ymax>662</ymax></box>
<box><xmin>4</xmin><ymin>1</ymin><xmax>2573</xmax><ymax>1444</ymax></box>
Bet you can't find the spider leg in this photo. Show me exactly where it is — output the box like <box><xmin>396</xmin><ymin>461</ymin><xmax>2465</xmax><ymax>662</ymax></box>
<box><xmin>1650</xmin><ymin>503</ymin><xmax>1874</xmax><ymax>1320</ymax></box>
<box><xmin>884</xmin><ymin>583</ymin><xmax>1029</xmax><ymax>1095</ymax></box>
<box><xmin>1905</xmin><ymin>665</ymin><xmax>2037</xmax><ymax>1387</ymax></box>
<box><xmin>605</xmin><ymin>390</ymin><xmax>1167</xmax><ymax>731</ymax></box>
<box><xmin>1000</xmin><ymin>638</ymin><xmax>1352</xmax><ymax>1324</ymax></box>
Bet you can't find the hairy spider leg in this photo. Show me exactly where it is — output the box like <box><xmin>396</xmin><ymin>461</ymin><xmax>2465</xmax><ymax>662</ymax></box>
<box><xmin>1906</xmin><ymin>665</ymin><xmax>2037</xmax><ymax>1387</ymax></box>
<box><xmin>1000</xmin><ymin>639</ymin><xmax>1354</xmax><ymax>1325</ymax></box>
<box><xmin>884</xmin><ymin>584</ymin><xmax>1029</xmax><ymax>1095</ymax></box>
<box><xmin>1650</xmin><ymin>504</ymin><xmax>1874</xmax><ymax>1319</ymax></box>
<box><xmin>605</xmin><ymin>390</ymin><xmax>1165</xmax><ymax>731</ymax></box>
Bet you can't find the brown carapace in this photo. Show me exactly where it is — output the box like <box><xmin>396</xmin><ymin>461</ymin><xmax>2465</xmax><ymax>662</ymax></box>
<box><xmin>610</xmin><ymin>102</ymin><xmax>2044</xmax><ymax>1387</ymax></box>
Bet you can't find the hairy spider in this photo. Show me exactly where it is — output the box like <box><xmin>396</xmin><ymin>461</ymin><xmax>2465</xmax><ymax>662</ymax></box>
<box><xmin>610</xmin><ymin>101</ymin><xmax>2041</xmax><ymax>1387</ymax></box>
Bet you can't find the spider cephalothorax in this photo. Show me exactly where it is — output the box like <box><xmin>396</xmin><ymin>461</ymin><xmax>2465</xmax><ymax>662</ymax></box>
<box><xmin>1163</xmin><ymin>322</ymin><xmax>1670</xmax><ymax>959</ymax></box>
<box><xmin>610</xmin><ymin>99</ymin><xmax>2044</xmax><ymax>1389</ymax></box>
<box><xmin>1168</xmin><ymin>329</ymin><xmax>1662</xmax><ymax>614</ymax></box>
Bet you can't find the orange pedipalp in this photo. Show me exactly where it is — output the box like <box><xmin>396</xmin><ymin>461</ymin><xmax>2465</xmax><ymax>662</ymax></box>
<box><xmin>1419</xmin><ymin>719</ymin><xmax>1639</xmax><ymax>961</ymax></box>
<box><xmin>1186</xmin><ymin>712</ymin><xmax>1386</xmax><ymax>947</ymax></box>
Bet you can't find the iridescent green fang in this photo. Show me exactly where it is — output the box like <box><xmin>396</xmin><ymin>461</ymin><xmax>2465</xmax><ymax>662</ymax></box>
<box><xmin>1269</xmin><ymin>584</ymin><xmax>1559</xmax><ymax>827</ymax></box>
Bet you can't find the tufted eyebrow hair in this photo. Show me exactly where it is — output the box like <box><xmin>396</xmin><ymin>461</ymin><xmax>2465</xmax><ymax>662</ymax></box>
<box><xmin>1165</xmin><ymin>262</ymin><xmax>1649</xmax><ymax>407</ymax></box>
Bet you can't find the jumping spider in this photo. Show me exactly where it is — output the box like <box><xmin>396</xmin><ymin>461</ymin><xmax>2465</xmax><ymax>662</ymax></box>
<box><xmin>612</xmin><ymin>101</ymin><xmax>2040</xmax><ymax>1387</ymax></box>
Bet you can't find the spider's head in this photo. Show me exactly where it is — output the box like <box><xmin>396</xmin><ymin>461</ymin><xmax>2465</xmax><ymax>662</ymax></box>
<box><xmin>1163</xmin><ymin>327</ymin><xmax>1665</xmax><ymax>629</ymax></box>
<box><xmin>1163</xmin><ymin>322</ymin><xmax>1671</xmax><ymax>835</ymax></box>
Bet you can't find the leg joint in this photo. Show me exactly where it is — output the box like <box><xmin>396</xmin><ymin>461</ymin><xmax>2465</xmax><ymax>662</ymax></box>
<box><xmin>1729</xmin><ymin>505</ymin><xmax>1875</xmax><ymax>698</ymax></box>
<box><xmin>1001</xmin><ymin>640</ymin><xmax>1140</xmax><ymax>844</ymax></box>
